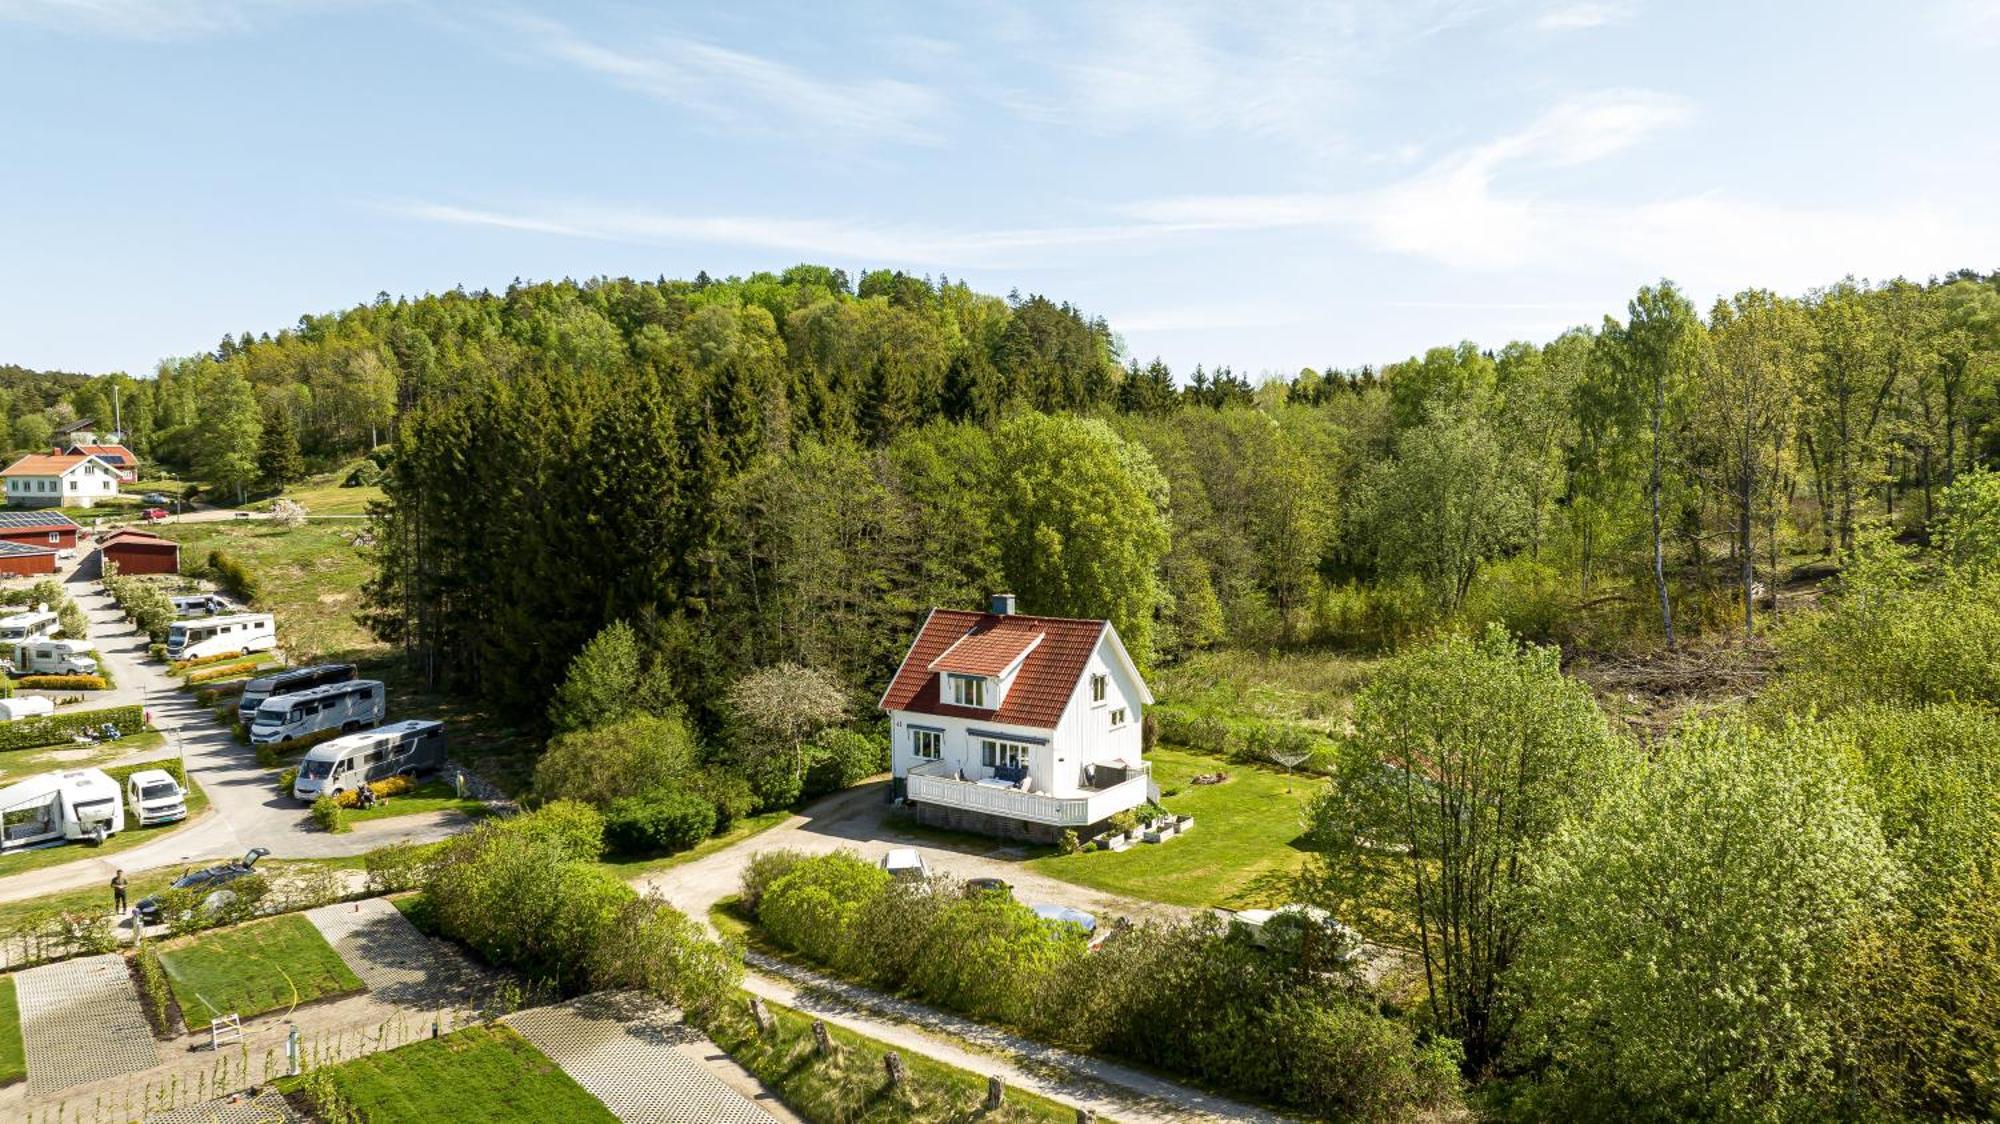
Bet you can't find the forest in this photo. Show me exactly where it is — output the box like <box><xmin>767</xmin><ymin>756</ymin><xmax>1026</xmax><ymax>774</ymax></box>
<box><xmin>8</xmin><ymin>263</ymin><xmax>2000</xmax><ymax>1118</ymax></box>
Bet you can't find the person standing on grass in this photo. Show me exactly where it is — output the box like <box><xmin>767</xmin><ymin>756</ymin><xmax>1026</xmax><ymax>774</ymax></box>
<box><xmin>111</xmin><ymin>869</ymin><xmax>127</xmax><ymax>913</ymax></box>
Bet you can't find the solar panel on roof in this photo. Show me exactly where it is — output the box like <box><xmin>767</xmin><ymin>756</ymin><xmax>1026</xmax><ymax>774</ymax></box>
<box><xmin>0</xmin><ymin>511</ymin><xmax>77</xmax><ymax>529</ymax></box>
<box><xmin>0</xmin><ymin>540</ymin><xmax>55</xmax><ymax>556</ymax></box>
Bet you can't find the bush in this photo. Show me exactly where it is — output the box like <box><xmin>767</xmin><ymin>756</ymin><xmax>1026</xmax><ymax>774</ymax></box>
<box><xmin>103</xmin><ymin>758</ymin><xmax>189</xmax><ymax>792</ymax></box>
<box><xmin>205</xmin><ymin>549</ymin><xmax>260</xmax><ymax>603</ymax></box>
<box><xmin>311</xmin><ymin>795</ymin><xmax>348</xmax><ymax>833</ymax></box>
<box><xmin>185</xmin><ymin>661</ymin><xmax>264</xmax><ymax>685</ymax></box>
<box><xmin>0</xmin><ymin>704</ymin><xmax>144</xmax><ymax>751</ymax></box>
<box><xmin>738</xmin><ymin>849</ymin><xmax>809</xmax><ymax>916</ymax></box>
<box><xmin>132</xmin><ymin>946</ymin><xmax>177</xmax><ymax>1038</ymax></box>
<box><xmin>802</xmin><ymin>728</ymin><xmax>889</xmax><ymax>798</ymax></box>
<box><xmin>604</xmin><ymin>788</ymin><xmax>717</xmax><ymax>855</ymax></box>
<box><xmin>691</xmin><ymin>766</ymin><xmax>756</xmax><ymax>831</ymax></box>
<box><xmin>534</xmin><ymin>712</ymin><xmax>700</xmax><ymax>809</ymax></box>
<box><xmin>364</xmin><ymin>841</ymin><xmax>439</xmax><ymax>895</ymax></box>
<box><xmin>276</xmin><ymin>767</ymin><xmax>298</xmax><ymax>794</ymax></box>
<box><xmin>343</xmin><ymin>459</ymin><xmax>383</xmax><ymax>488</ymax></box>
<box><xmin>759</xmin><ymin>852</ymin><xmax>892</xmax><ymax>967</ymax></box>
<box><xmin>16</xmin><ymin>675</ymin><xmax>108</xmax><ymax>691</ymax></box>
<box><xmin>169</xmin><ymin>650</ymin><xmax>253</xmax><ymax>673</ymax></box>
<box><xmin>330</xmin><ymin>775</ymin><xmax>417</xmax><ymax>808</ymax></box>
<box><xmin>57</xmin><ymin>600</ymin><xmax>88</xmax><ymax>640</ymax></box>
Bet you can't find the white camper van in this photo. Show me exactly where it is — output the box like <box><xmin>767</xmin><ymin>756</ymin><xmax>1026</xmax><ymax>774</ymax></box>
<box><xmin>0</xmin><ymin>696</ymin><xmax>55</xmax><ymax>722</ymax></box>
<box><xmin>249</xmin><ymin>679</ymin><xmax>384</xmax><ymax>746</ymax></box>
<box><xmin>171</xmin><ymin>594</ymin><xmax>232</xmax><ymax>618</ymax></box>
<box><xmin>10</xmin><ymin>640</ymin><xmax>97</xmax><ymax>676</ymax></box>
<box><xmin>238</xmin><ymin>663</ymin><xmax>357</xmax><ymax>727</ymax></box>
<box><xmin>165</xmin><ymin>613</ymin><xmax>276</xmax><ymax>662</ymax></box>
<box><xmin>123</xmin><ymin>768</ymin><xmax>188</xmax><ymax>826</ymax></box>
<box><xmin>0</xmin><ymin>768</ymin><xmax>124</xmax><ymax>849</ymax></box>
<box><xmin>0</xmin><ymin>610</ymin><xmax>61</xmax><ymax>644</ymax></box>
<box><xmin>291</xmin><ymin>720</ymin><xmax>448</xmax><ymax>802</ymax></box>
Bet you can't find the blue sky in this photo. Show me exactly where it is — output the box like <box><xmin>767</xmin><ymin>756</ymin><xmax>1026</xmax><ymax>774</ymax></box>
<box><xmin>3</xmin><ymin>1</ymin><xmax>1998</xmax><ymax>380</ymax></box>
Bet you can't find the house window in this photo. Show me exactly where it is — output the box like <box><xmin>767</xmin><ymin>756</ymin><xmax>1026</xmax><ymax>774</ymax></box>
<box><xmin>1109</xmin><ymin>708</ymin><xmax>1128</xmax><ymax>728</ymax></box>
<box><xmin>980</xmin><ymin>739</ymin><xmax>1028</xmax><ymax>769</ymax></box>
<box><xmin>1090</xmin><ymin>674</ymin><xmax>1107</xmax><ymax>703</ymax></box>
<box><xmin>46</xmin><ymin>533</ymin><xmax>57</xmax><ymax>544</ymax></box>
<box><xmin>911</xmin><ymin>729</ymin><xmax>942</xmax><ymax>760</ymax></box>
<box><xmin>949</xmin><ymin>675</ymin><xmax>986</xmax><ymax>708</ymax></box>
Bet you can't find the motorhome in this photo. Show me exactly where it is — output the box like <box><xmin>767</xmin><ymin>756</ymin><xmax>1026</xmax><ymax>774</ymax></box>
<box><xmin>165</xmin><ymin>612</ymin><xmax>276</xmax><ymax>662</ymax></box>
<box><xmin>10</xmin><ymin>639</ymin><xmax>97</xmax><ymax>676</ymax></box>
<box><xmin>123</xmin><ymin>768</ymin><xmax>188</xmax><ymax>826</ymax></box>
<box><xmin>237</xmin><ymin>663</ymin><xmax>357</xmax><ymax>726</ymax></box>
<box><xmin>249</xmin><ymin>678</ymin><xmax>384</xmax><ymax>746</ymax></box>
<box><xmin>0</xmin><ymin>696</ymin><xmax>55</xmax><ymax>721</ymax></box>
<box><xmin>0</xmin><ymin>610</ymin><xmax>61</xmax><ymax>644</ymax></box>
<box><xmin>171</xmin><ymin>593</ymin><xmax>231</xmax><ymax>618</ymax></box>
<box><xmin>291</xmin><ymin>720</ymin><xmax>447</xmax><ymax>802</ymax></box>
<box><xmin>0</xmin><ymin>768</ymin><xmax>123</xmax><ymax>849</ymax></box>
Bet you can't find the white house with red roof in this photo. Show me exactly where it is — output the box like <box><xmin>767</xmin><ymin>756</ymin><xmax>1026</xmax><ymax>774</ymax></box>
<box><xmin>880</xmin><ymin>594</ymin><xmax>1155</xmax><ymax>842</ymax></box>
<box><xmin>64</xmin><ymin>443</ymin><xmax>140</xmax><ymax>483</ymax></box>
<box><xmin>1</xmin><ymin>452</ymin><xmax>121</xmax><ymax>508</ymax></box>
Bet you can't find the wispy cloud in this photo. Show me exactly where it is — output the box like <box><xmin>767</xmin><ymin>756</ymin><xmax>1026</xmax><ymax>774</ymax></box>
<box><xmin>1535</xmin><ymin>1</ymin><xmax>1638</xmax><ymax>31</ymax></box>
<box><xmin>0</xmin><ymin>0</ymin><xmax>347</xmax><ymax>38</ymax></box>
<box><xmin>496</xmin><ymin>13</ymin><xmax>944</xmax><ymax>143</ymax></box>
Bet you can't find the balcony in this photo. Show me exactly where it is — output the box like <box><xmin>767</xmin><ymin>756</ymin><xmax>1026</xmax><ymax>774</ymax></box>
<box><xmin>906</xmin><ymin>759</ymin><xmax>1151</xmax><ymax>827</ymax></box>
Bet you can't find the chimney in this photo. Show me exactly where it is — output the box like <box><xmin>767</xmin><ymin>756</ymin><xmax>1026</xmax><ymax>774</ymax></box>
<box><xmin>988</xmin><ymin>593</ymin><xmax>1017</xmax><ymax>616</ymax></box>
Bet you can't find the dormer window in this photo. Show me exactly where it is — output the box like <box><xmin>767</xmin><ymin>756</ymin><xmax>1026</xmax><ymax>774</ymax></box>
<box><xmin>948</xmin><ymin>674</ymin><xmax>987</xmax><ymax>708</ymax></box>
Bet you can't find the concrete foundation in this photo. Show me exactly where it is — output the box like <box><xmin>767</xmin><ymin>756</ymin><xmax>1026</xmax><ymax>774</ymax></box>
<box><xmin>908</xmin><ymin>802</ymin><xmax>1095</xmax><ymax>845</ymax></box>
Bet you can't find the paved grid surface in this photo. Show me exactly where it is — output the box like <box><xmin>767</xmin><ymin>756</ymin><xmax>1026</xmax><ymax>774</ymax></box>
<box><xmin>506</xmin><ymin>993</ymin><xmax>778</xmax><ymax>1124</ymax></box>
<box><xmin>15</xmin><ymin>952</ymin><xmax>162</xmax><ymax>1096</ymax></box>
<box><xmin>147</xmin><ymin>1092</ymin><xmax>307</xmax><ymax>1123</ymax></box>
<box><xmin>305</xmin><ymin>897</ymin><xmax>493</xmax><ymax>1010</ymax></box>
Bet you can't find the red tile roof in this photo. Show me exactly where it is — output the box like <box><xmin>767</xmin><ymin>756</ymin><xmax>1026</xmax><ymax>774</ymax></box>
<box><xmin>99</xmin><ymin>528</ymin><xmax>176</xmax><ymax>548</ymax></box>
<box><xmin>881</xmin><ymin>609</ymin><xmax>1107</xmax><ymax>730</ymax></box>
<box><xmin>930</xmin><ymin>624</ymin><xmax>1044</xmax><ymax>676</ymax></box>
<box><xmin>70</xmin><ymin>444</ymin><xmax>137</xmax><ymax>466</ymax></box>
<box><xmin>2</xmin><ymin>453</ymin><xmax>94</xmax><ymax>477</ymax></box>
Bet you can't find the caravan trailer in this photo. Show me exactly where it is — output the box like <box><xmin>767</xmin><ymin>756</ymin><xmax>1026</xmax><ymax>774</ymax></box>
<box><xmin>291</xmin><ymin>720</ymin><xmax>448</xmax><ymax>801</ymax></box>
<box><xmin>248</xmin><ymin>679</ymin><xmax>384</xmax><ymax>746</ymax></box>
<box><xmin>0</xmin><ymin>768</ymin><xmax>124</xmax><ymax>849</ymax></box>
<box><xmin>10</xmin><ymin>640</ymin><xmax>97</xmax><ymax>676</ymax></box>
<box><xmin>165</xmin><ymin>613</ymin><xmax>276</xmax><ymax>662</ymax></box>
<box><xmin>0</xmin><ymin>610</ymin><xmax>61</xmax><ymax>644</ymax></box>
<box><xmin>238</xmin><ymin>663</ymin><xmax>357</xmax><ymax>726</ymax></box>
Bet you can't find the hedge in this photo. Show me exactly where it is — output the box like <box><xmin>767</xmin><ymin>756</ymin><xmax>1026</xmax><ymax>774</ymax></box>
<box><xmin>103</xmin><ymin>757</ymin><xmax>190</xmax><ymax>790</ymax></box>
<box><xmin>206</xmin><ymin>550</ymin><xmax>260</xmax><ymax>603</ymax></box>
<box><xmin>185</xmin><ymin>661</ymin><xmax>265</xmax><ymax>685</ymax></box>
<box><xmin>171</xmin><ymin>650</ymin><xmax>262</xmax><ymax>673</ymax></box>
<box><xmin>0</xmin><ymin>705</ymin><xmax>144</xmax><ymax>751</ymax></box>
<box><xmin>16</xmin><ymin>675</ymin><xmax>108</xmax><ymax>692</ymax></box>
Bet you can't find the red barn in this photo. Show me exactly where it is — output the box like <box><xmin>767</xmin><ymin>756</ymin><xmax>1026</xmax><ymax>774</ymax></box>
<box><xmin>0</xmin><ymin>540</ymin><xmax>57</xmax><ymax>577</ymax></box>
<box><xmin>0</xmin><ymin>511</ymin><xmax>78</xmax><ymax>552</ymax></box>
<box><xmin>99</xmin><ymin>527</ymin><xmax>180</xmax><ymax>576</ymax></box>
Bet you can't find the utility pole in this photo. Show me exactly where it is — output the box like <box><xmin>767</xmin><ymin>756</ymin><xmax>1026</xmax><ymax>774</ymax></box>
<box><xmin>112</xmin><ymin>383</ymin><xmax>122</xmax><ymax>440</ymax></box>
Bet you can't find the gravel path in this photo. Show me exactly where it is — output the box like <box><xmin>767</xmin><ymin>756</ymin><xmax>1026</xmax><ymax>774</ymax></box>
<box><xmin>306</xmin><ymin>897</ymin><xmax>494</xmax><ymax>1012</ymax></box>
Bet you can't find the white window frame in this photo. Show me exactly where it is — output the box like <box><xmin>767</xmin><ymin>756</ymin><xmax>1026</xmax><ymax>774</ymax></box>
<box><xmin>1090</xmin><ymin>673</ymin><xmax>1107</xmax><ymax>704</ymax></box>
<box><xmin>910</xmin><ymin>728</ymin><xmax>942</xmax><ymax>760</ymax></box>
<box><xmin>1109</xmin><ymin>707</ymin><xmax>1128</xmax><ymax>728</ymax></box>
<box><xmin>980</xmin><ymin>739</ymin><xmax>1029</xmax><ymax>769</ymax></box>
<box><xmin>949</xmin><ymin>674</ymin><xmax>986</xmax><ymax>708</ymax></box>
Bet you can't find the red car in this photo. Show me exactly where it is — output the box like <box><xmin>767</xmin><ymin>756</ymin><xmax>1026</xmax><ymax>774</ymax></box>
<box><xmin>141</xmin><ymin>507</ymin><xmax>168</xmax><ymax>522</ymax></box>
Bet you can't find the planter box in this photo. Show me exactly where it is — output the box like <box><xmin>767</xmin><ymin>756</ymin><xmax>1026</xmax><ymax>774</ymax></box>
<box><xmin>1104</xmin><ymin>833</ymin><xmax>1131</xmax><ymax>852</ymax></box>
<box><xmin>1176</xmin><ymin>815</ymin><xmax>1195</xmax><ymax>832</ymax></box>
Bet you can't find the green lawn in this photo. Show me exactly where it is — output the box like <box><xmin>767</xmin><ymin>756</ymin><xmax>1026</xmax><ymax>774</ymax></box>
<box><xmin>0</xmin><ymin>976</ymin><xmax>22</xmax><ymax>1087</ymax></box>
<box><xmin>0</xmin><ymin>728</ymin><xmax>167</xmax><ymax>785</ymax></box>
<box><xmin>1027</xmin><ymin>747</ymin><xmax>1324</xmax><ymax>909</ymax></box>
<box><xmin>709</xmin><ymin>993</ymin><xmax>1085</xmax><ymax>1124</ymax></box>
<box><xmin>157</xmin><ymin>521</ymin><xmax>381</xmax><ymax>661</ymax></box>
<box><xmin>344</xmin><ymin>779</ymin><xmax>489</xmax><ymax>825</ymax></box>
<box><xmin>157</xmin><ymin>913</ymin><xmax>364</xmax><ymax>1030</ymax></box>
<box><xmin>597</xmin><ymin>809</ymin><xmax>792</xmax><ymax>879</ymax></box>
<box><xmin>0</xmin><ymin>775</ymin><xmax>209</xmax><ymax>880</ymax></box>
<box><xmin>266</xmin><ymin>469</ymin><xmax>384</xmax><ymax>516</ymax></box>
<box><xmin>287</xmin><ymin>1024</ymin><xmax>615</xmax><ymax>1123</ymax></box>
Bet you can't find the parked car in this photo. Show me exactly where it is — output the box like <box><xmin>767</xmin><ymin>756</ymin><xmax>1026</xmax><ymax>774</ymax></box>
<box><xmin>881</xmin><ymin>848</ymin><xmax>928</xmax><ymax>881</ymax></box>
<box><xmin>140</xmin><ymin>507</ymin><xmax>168</xmax><ymax>523</ymax></box>
<box><xmin>123</xmin><ymin>768</ymin><xmax>187</xmax><ymax>826</ymax></box>
<box><xmin>964</xmin><ymin>877</ymin><xmax>1011</xmax><ymax>898</ymax></box>
<box><xmin>140</xmin><ymin>492</ymin><xmax>169</xmax><ymax>505</ymax></box>
<box><xmin>134</xmin><ymin>847</ymin><xmax>269</xmax><ymax>924</ymax></box>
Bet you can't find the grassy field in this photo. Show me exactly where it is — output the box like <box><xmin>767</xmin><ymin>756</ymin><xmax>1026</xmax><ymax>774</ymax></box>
<box><xmin>709</xmin><ymin>993</ymin><xmax>1085</xmax><ymax>1124</ymax></box>
<box><xmin>0</xmin><ymin>776</ymin><xmax>209</xmax><ymax>881</ymax></box>
<box><xmin>0</xmin><ymin>976</ymin><xmax>21</xmax><ymax>1086</ymax></box>
<box><xmin>344</xmin><ymin>779</ymin><xmax>489</xmax><ymax>825</ymax></box>
<box><xmin>1028</xmin><ymin>747</ymin><xmax>1323</xmax><ymax>909</ymax></box>
<box><xmin>288</xmin><ymin>1024</ymin><xmax>616</xmax><ymax>1123</ymax></box>
<box><xmin>259</xmin><ymin>465</ymin><xmax>385</xmax><ymax>516</ymax></box>
<box><xmin>0</xmin><ymin>728</ymin><xmax>167</xmax><ymax>785</ymax></box>
<box><xmin>157</xmin><ymin>913</ymin><xmax>364</xmax><ymax>1030</ymax></box>
<box><xmin>1150</xmin><ymin>648</ymin><xmax>1376</xmax><ymax>735</ymax></box>
<box><xmin>158</xmin><ymin>521</ymin><xmax>381</xmax><ymax>661</ymax></box>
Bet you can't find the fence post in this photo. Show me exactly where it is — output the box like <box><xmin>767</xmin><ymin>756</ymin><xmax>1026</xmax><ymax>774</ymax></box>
<box><xmin>986</xmin><ymin>1075</ymin><xmax>1005</xmax><ymax>1110</ymax></box>
<box><xmin>1076</xmin><ymin>1109</ymin><xmax>1097</xmax><ymax>1124</ymax></box>
<box><xmin>749</xmin><ymin>995</ymin><xmax>774</xmax><ymax>1036</ymax></box>
<box><xmin>883</xmin><ymin>1051</ymin><xmax>907</xmax><ymax>1087</ymax></box>
<box><xmin>811</xmin><ymin>1020</ymin><xmax>834</xmax><ymax>1057</ymax></box>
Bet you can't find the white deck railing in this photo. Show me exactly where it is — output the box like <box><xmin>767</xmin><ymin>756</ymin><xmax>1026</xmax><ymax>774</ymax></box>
<box><xmin>906</xmin><ymin>761</ymin><xmax>1149</xmax><ymax>827</ymax></box>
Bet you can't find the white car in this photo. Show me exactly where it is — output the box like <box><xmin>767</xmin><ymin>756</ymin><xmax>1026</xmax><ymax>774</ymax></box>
<box><xmin>124</xmin><ymin>768</ymin><xmax>188</xmax><ymax>826</ymax></box>
<box><xmin>881</xmin><ymin>848</ymin><xmax>928</xmax><ymax>881</ymax></box>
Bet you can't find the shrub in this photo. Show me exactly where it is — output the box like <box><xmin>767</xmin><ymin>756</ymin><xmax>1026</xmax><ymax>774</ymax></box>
<box><xmin>343</xmin><ymin>459</ymin><xmax>383</xmax><ymax>488</ymax></box>
<box><xmin>103</xmin><ymin>758</ymin><xmax>189</xmax><ymax>792</ymax></box>
<box><xmin>311</xmin><ymin>795</ymin><xmax>347</xmax><ymax>833</ymax></box>
<box><xmin>205</xmin><ymin>549</ymin><xmax>259</xmax><ymax>602</ymax></box>
<box><xmin>691</xmin><ymin>766</ymin><xmax>756</xmax><ymax>830</ymax></box>
<box><xmin>802</xmin><ymin>728</ymin><xmax>889</xmax><ymax>798</ymax></box>
<box><xmin>170</xmin><ymin>650</ymin><xmax>255</xmax><ymax>673</ymax></box>
<box><xmin>758</xmin><ymin>852</ymin><xmax>892</xmax><ymax>967</ymax></box>
<box><xmin>330</xmin><ymin>775</ymin><xmax>417</xmax><ymax>808</ymax></box>
<box><xmin>364</xmin><ymin>841</ymin><xmax>438</xmax><ymax>895</ymax></box>
<box><xmin>738</xmin><ymin>849</ymin><xmax>809</xmax><ymax>916</ymax></box>
<box><xmin>17</xmin><ymin>674</ymin><xmax>108</xmax><ymax>691</ymax></box>
<box><xmin>604</xmin><ymin>788</ymin><xmax>717</xmax><ymax>855</ymax></box>
<box><xmin>57</xmin><ymin>600</ymin><xmax>88</xmax><ymax>640</ymax></box>
<box><xmin>0</xmin><ymin>704</ymin><xmax>144</xmax><ymax>751</ymax></box>
<box><xmin>185</xmin><ymin>661</ymin><xmax>263</xmax><ymax>685</ymax></box>
<box><xmin>534</xmin><ymin>712</ymin><xmax>699</xmax><ymax>808</ymax></box>
<box><xmin>275</xmin><ymin>767</ymin><xmax>298</xmax><ymax>794</ymax></box>
<box><xmin>132</xmin><ymin>946</ymin><xmax>177</xmax><ymax>1038</ymax></box>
